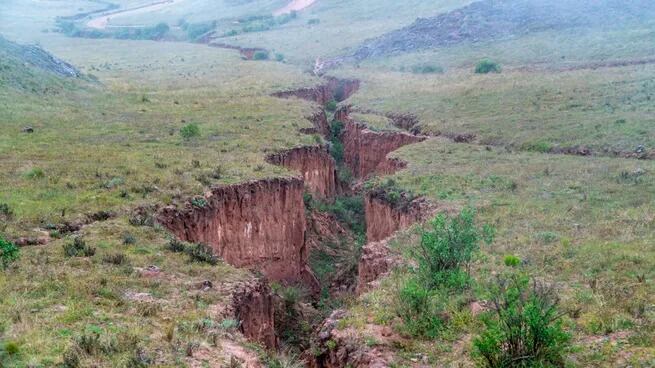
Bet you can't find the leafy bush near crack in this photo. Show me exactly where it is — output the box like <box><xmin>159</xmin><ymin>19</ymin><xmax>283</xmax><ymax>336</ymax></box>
<box><xmin>395</xmin><ymin>208</ymin><xmax>494</xmax><ymax>338</ymax></box>
<box><xmin>0</xmin><ymin>235</ymin><xmax>19</xmax><ymax>270</ymax></box>
<box><xmin>63</xmin><ymin>237</ymin><xmax>96</xmax><ymax>258</ymax></box>
<box><xmin>472</xmin><ymin>274</ymin><xmax>570</xmax><ymax>368</ymax></box>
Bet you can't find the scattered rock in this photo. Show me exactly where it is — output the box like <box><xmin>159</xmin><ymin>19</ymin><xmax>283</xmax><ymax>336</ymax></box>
<box><xmin>22</xmin><ymin>126</ymin><xmax>34</xmax><ymax>133</ymax></box>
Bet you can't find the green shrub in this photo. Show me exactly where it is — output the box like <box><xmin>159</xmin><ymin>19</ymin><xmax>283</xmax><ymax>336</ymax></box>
<box><xmin>475</xmin><ymin>59</ymin><xmax>502</xmax><ymax>74</ymax></box>
<box><xmin>413</xmin><ymin>208</ymin><xmax>494</xmax><ymax>289</ymax></box>
<box><xmin>473</xmin><ymin>274</ymin><xmax>570</xmax><ymax>368</ymax></box>
<box><xmin>325</xmin><ymin>99</ymin><xmax>338</xmax><ymax>111</ymax></box>
<box><xmin>180</xmin><ymin>123</ymin><xmax>201</xmax><ymax>139</ymax></box>
<box><xmin>503</xmin><ymin>255</ymin><xmax>521</xmax><ymax>267</ymax></box>
<box><xmin>316</xmin><ymin>195</ymin><xmax>365</xmax><ymax>238</ymax></box>
<box><xmin>2</xmin><ymin>340</ymin><xmax>19</xmax><ymax>355</ymax></box>
<box><xmin>167</xmin><ymin>238</ymin><xmax>187</xmax><ymax>253</ymax></box>
<box><xmin>396</xmin><ymin>277</ymin><xmax>443</xmax><ymax>338</ymax></box>
<box><xmin>0</xmin><ymin>236</ymin><xmax>19</xmax><ymax>270</ymax></box>
<box><xmin>63</xmin><ymin>237</ymin><xmax>96</xmax><ymax>257</ymax></box>
<box><xmin>253</xmin><ymin>51</ymin><xmax>269</xmax><ymax>60</ymax></box>
<box><xmin>307</xmin><ymin>19</ymin><xmax>320</xmax><ymax>25</ymax></box>
<box><xmin>122</xmin><ymin>232</ymin><xmax>136</xmax><ymax>245</ymax></box>
<box><xmin>411</xmin><ymin>64</ymin><xmax>444</xmax><ymax>74</ymax></box>
<box><xmin>275</xmin><ymin>53</ymin><xmax>285</xmax><ymax>62</ymax></box>
<box><xmin>0</xmin><ymin>203</ymin><xmax>12</xmax><ymax>219</ymax></box>
<box><xmin>23</xmin><ymin>167</ymin><xmax>45</xmax><ymax>179</ymax></box>
<box><xmin>187</xmin><ymin>243</ymin><xmax>218</xmax><ymax>265</ymax></box>
<box><xmin>102</xmin><ymin>252</ymin><xmax>128</xmax><ymax>265</ymax></box>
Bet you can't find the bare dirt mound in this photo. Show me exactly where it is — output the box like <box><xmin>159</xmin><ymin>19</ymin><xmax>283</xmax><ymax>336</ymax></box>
<box><xmin>353</xmin><ymin>0</ymin><xmax>655</xmax><ymax>60</ymax></box>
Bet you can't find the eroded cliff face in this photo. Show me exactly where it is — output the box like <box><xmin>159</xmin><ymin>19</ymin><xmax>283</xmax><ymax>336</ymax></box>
<box><xmin>356</xmin><ymin>240</ymin><xmax>399</xmax><ymax>294</ymax></box>
<box><xmin>232</xmin><ymin>279</ymin><xmax>277</xmax><ymax>349</ymax></box>
<box><xmin>364</xmin><ymin>191</ymin><xmax>433</xmax><ymax>243</ymax></box>
<box><xmin>266</xmin><ymin>146</ymin><xmax>338</xmax><ymax>199</ymax></box>
<box><xmin>158</xmin><ymin>178</ymin><xmax>317</xmax><ymax>289</ymax></box>
<box><xmin>272</xmin><ymin>77</ymin><xmax>360</xmax><ymax>105</ymax></box>
<box><xmin>342</xmin><ymin>121</ymin><xmax>426</xmax><ymax>179</ymax></box>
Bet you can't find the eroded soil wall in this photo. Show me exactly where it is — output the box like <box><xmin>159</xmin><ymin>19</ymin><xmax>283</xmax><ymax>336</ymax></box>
<box><xmin>364</xmin><ymin>192</ymin><xmax>432</xmax><ymax>243</ymax></box>
<box><xmin>342</xmin><ymin>121</ymin><xmax>426</xmax><ymax>179</ymax></box>
<box><xmin>272</xmin><ymin>77</ymin><xmax>360</xmax><ymax>105</ymax></box>
<box><xmin>158</xmin><ymin>178</ymin><xmax>316</xmax><ymax>287</ymax></box>
<box><xmin>266</xmin><ymin>146</ymin><xmax>338</xmax><ymax>199</ymax></box>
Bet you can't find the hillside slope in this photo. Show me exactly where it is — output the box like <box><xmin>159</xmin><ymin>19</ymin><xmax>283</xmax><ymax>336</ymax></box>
<box><xmin>353</xmin><ymin>0</ymin><xmax>655</xmax><ymax>60</ymax></box>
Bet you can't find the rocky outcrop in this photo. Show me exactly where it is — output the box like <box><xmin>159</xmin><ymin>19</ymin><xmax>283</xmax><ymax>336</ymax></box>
<box><xmin>157</xmin><ymin>178</ymin><xmax>317</xmax><ymax>290</ymax></box>
<box><xmin>364</xmin><ymin>191</ymin><xmax>434</xmax><ymax>243</ymax></box>
<box><xmin>342</xmin><ymin>121</ymin><xmax>426</xmax><ymax>179</ymax></box>
<box><xmin>232</xmin><ymin>279</ymin><xmax>277</xmax><ymax>349</ymax></box>
<box><xmin>356</xmin><ymin>240</ymin><xmax>399</xmax><ymax>294</ymax></box>
<box><xmin>272</xmin><ymin>77</ymin><xmax>360</xmax><ymax>105</ymax></box>
<box><xmin>266</xmin><ymin>146</ymin><xmax>338</xmax><ymax>199</ymax></box>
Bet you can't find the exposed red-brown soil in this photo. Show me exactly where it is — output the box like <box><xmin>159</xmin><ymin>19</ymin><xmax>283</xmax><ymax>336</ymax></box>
<box><xmin>304</xmin><ymin>109</ymin><xmax>331</xmax><ymax>137</ymax></box>
<box><xmin>333</xmin><ymin>105</ymin><xmax>354</xmax><ymax>123</ymax></box>
<box><xmin>364</xmin><ymin>191</ymin><xmax>434</xmax><ymax>243</ymax></box>
<box><xmin>309</xmin><ymin>310</ymin><xmax>399</xmax><ymax>368</ymax></box>
<box><xmin>272</xmin><ymin>77</ymin><xmax>360</xmax><ymax>105</ymax></box>
<box><xmin>266</xmin><ymin>146</ymin><xmax>339</xmax><ymax>199</ymax></box>
<box><xmin>342</xmin><ymin>121</ymin><xmax>426</xmax><ymax>179</ymax></box>
<box><xmin>232</xmin><ymin>279</ymin><xmax>277</xmax><ymax>348</ymax></box>
<box><xmin>356</xmin><ymin>240</ymin><xmax>399</xmax><ymax>294</ymax></box>
<box><xmin>157</xmin><ymin>177</ymin><xmax>318</xmax><ymax>291</ymax></box>
<box><xmin>208</xmin><ymin>43</ymin><xmax>268</xmax><ymax>60</ymax></box>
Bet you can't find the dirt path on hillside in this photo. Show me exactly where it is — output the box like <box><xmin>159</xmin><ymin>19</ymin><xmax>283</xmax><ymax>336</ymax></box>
<box><xmin>273</xmin><ymin>0</ymin><xmax>317</xmax><ymax>16</ymax></box>
<box><xmin>86</xmin><ymin>0</ymin><xmax>185</xmax><ymax>29</ymax></box>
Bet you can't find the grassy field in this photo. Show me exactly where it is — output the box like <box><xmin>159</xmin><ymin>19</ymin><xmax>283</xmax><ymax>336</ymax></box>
<box><xmin>1</xmin><ymin>0</ymin><xmax>654</xmax><ymax>366</ymax></box>
<box><xmin>342</xmin><ymin>139</ymin><xmax>655</xmax><ymax>366</ymax></box>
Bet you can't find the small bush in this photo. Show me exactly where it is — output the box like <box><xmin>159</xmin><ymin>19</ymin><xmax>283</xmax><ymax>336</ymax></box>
<box><xmin>102</xmin><ymin>252</ymin><xmax>129</xmax><ymax>265</ymax></box>
<box><xmin>122</xmin><ymin>232</ymin><xmax>136</xmax><ymax>245</ymax></box>
<box><xmin>503</xmin><ymin>255</ymin><xmax>521</xmax><ymax>267</ymax></box>
<box><xmin>0</xmin><ymin>236</ymin><xmax>19</xmax><ymax>270</ymax></box>
<box><xmin>275</xmin><ymin>53</ymin><xmax>285</xmax><ymax>62</ymax></box>
<box><xmin>325</xmin><ymin>99</ymin><xmax>338</xmax><ymax>111</ymax></box>
<box><xmin>180</xmin><ymin>123</ymin><xmax>201</xmax><ymax>139</ymax></box>
<box><xmin>63</xmin><ymin>237</ymin><xmax>96</xmax><ymax>257</ymax></box>
<box><xmin>0</xmin><ymin>203</ymin><xmax>12</xmax><ymax>219</ymax></box>
<box><xmin>413</xmin><ymin>208</ymin><xmax>494</xmax><ymax>289</ymax></box>
<box><xmin>191</xmin><ymin>197</ymin><xmax>208</xmax><ymax>208</ymax></box>
<box><xmin>473</xmin><ymin>274</ymin><xmax>570</xmax><ymax>367</ymax></box>
<box><xmin>411</xmin><ymin>64</ymin><xmax>444</xmax><ymax>74</ymax></box>
<box><xmin>475</xmin><ymin>59</ymin><xmax>501</xmax><ymax>74</ymax></box>
<box><xmin>307</xmin><ymin>18</ymin><xmax>320</xmax><ymax>25</ymax></box>
<box><xmin>219</xmin><ymin>318</ymin><xmax>240</xmax><ymax>331</ymax></box>
<box><xmin>167</xmin><ymin>238</ymin><xmax>187</xmax><ymax>253</ymax></box>
<box><xmin>2</xmin><ymin>340</ymin><xmax>19</xmax><ymax>356</ymax></box>
<box><xmin>253</xmin><ymin>51</ymin><xmax>269</xmax><ymax>60</ymax></box>
<box><xmin>396</xmin><ymin>278</ymin><xmax>443</xmax><ymax>338</ymax></box>
<box><xmin>23</xmin><ymin>167</ymin><xmax>45</xmax><ymax>179</ymax></box>
<box><xmin>187</xmin><ymin>243</ymin><xmax>218</xmax><ymax>265</ymax></box>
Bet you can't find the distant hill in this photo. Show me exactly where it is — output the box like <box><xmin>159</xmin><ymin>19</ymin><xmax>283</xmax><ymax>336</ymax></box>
<box><xmin>352</xmin><ymin>0</ymin><xmax>655</xmax><ymax>60</ymax></box>
<box><xmin>0</xmin><ymin>35</ymin><xmax>80</xmax><ymax>92</ymax></box>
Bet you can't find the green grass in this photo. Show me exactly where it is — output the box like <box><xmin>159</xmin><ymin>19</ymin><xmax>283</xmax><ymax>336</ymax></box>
<box><xmin>0</xmin><ymin>219</ymin><xmax>256</xmax><ymax>367</ymax></box>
